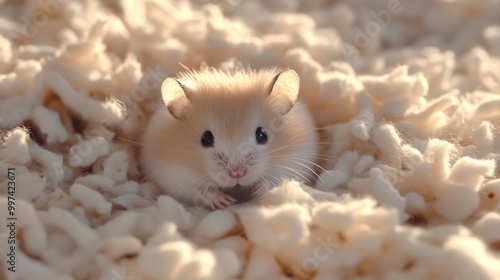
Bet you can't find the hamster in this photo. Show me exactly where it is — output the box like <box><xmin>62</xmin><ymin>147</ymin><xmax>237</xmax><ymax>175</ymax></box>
<box><xmin>141</xmin><ymin>67</ymin><xmax>319</xmax><ymax>210</ymax></box>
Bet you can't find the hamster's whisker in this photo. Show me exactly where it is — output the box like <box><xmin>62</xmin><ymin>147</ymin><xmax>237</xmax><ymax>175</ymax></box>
<box><xmin>179</xmin><ymin>177</ymin><xmax>212</xmax><ymax>205</ymax></box>
<box><xmin>184</xmin><ymin>175</ymin><xmax>212</xmax><ymax>194</ymax></box>
<box><xmin>259</xmin><ymin>174</ymin><xmax>276</xmax><ymax>185</ymax></box>
<box><xmin>190</xmin><ymin>183</ymin><xmax>209</xmax><ymax>206</ymax></box>
<box><xmin>271</xmin><ymin>156</ymin><xmax>324</xmax><ymax>184</ymax></box>
<box><xmin>192</xmin><ymin>183</ymin><xmax>209</xmax><ymax>205</ymax></box>
<box><xmin>282</xmin><ymin>152</ymin><xmax>332</xmax><ymax>161</ymax></box>
<box><xmin>270</xmin><ymin>155</ymin><xmax>321</xmax><ymax>174</ymax></box>
<box><xmin>269</xmin><ymin>155</ymin><xmax>329</xmax><ymax>173</ymax></box>
<box><xmin>266</xmin><ymin>141</ymin><xmax>336</xmax><ymax>155</ymax></box>
<box><xmin>188</xmin><ymin>182</ymin><xmax>204</xmax><ymax>205</ymax></box>
<box><xmin>117</xmin><ymin>137</ymin><xmax>143</xmax><ymax>146</ymax></box>
<box><xmin>266</xmin><ymin>164</ymin><xmax>313</xmax><ymax>184</ymax></box>
<box><xmin>199</xmin><ymin>184</ymin><xmax>223</xmax><ymax>205</ymax></box>
<box><xmin>261</xmin><ymin>173</ymin><xmax>282</xmax><ymax>187</ymax></box>
<box><xmin>314</xmin><ymin>155</ymin><xmax>333</xmax><ymax>161</ymax></box>
<box><xmin>266</xmin><ymin>146</ymin><xmax>334</xmax><ymax>162</ymax></box>
<box><xmin>258</xmin><ymin>176</ymin><xmax>270</xmax><ymax>188</ymax></box>
<box><xmin>263</xmin><ymin>169</ymin><xmax>297</xmax><ymax>185</ymax></box>
<box><xmin>266</xmin><ymin>143</ymin><xmax>307</xmax><ymax>155</ymax></box>
<box><xmin>266</xmin><ymin>166</ymin><xmax>314</xmax><ymax>185</ymax></box>
<box><xmin>175</xmin><ymin>173</ymin><xmax>210</xmax><ymax>192</ymax></box>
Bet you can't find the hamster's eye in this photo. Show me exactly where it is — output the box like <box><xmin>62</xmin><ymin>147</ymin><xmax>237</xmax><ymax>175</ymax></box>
<box><xmin>255</xmin><ymin>127</ymin><xmax>268</xmax><ymax>145</ymax></box>
<box><xmin>201</xmin><ymin>131</ymin><xmax>214</xmax><ymax>147</ymax></box>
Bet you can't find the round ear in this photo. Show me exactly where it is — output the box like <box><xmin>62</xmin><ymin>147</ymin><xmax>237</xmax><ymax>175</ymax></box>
<box><xmin>268</xmin><ymin>69</ymin><xmax>300</xmax><ymax>115</ymax></box>
<box><xmin>161</xmin><ymin>78</ymin><xmax>191</xmax><ymax>120</ymax></box>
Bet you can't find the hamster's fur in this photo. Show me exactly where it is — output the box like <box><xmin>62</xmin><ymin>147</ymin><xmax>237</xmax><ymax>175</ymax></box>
<box><xmin>141</xmin><ymin>67</ymin><xmax>319</xmax><ymax>209</ymax></box>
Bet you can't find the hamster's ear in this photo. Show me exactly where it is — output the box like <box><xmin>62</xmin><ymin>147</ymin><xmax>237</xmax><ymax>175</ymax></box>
<box><xmin>161</xmin><ymin>78</ymin><xmax>192</xmax><ymax>120</ymax></box>
<box><xmin>268</xmin><ymin>69</ymin><xmax>300</xmax><ymax>115</ymax></box>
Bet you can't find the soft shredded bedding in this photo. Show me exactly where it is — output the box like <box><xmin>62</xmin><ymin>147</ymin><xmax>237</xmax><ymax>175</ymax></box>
<box><xmin>1</xmin><ymin>0</ymin><xmax>500</xmax><ymax>279</ymax></box>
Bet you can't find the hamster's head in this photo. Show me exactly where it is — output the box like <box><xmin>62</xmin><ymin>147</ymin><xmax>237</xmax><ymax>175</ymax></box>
<box><xmin>160</xmin><ymin>68</ymin><xmax>303</xmax><ymax>189</ymax></box>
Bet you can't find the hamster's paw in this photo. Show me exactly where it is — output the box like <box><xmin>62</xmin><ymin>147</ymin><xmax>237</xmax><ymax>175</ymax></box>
<box><xmin>251</xmin><ymin>182</ymin><xmax>271</xmax><ymax>197</ymax></box>
<box><xmin>210</xmin><ymin>191</ymin><xmax>237</xmax><ymax>210</ymax></box>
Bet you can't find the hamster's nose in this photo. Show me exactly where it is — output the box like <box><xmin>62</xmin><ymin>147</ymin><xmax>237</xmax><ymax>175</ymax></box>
<box><xmin>228</xmin><ymin>165</ymin><xmax>247</xmax><ymax>178</ymax></box>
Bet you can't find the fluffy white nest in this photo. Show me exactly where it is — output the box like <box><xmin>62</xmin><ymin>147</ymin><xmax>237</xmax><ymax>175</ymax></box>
<box><xmin>1</xmin><ymin>0</ymin><xmax>500</xmax><ymax>279</ymax></box>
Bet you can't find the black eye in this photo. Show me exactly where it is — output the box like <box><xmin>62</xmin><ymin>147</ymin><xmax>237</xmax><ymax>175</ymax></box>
<box><xmin>255</xmin><ymin>127</ymin><xmax>268</xmax><ymax>145</ymax></box>
<box><xmin>201</xmin><ymin>131</ymin><xmax>214</xmax><ymax>147</ymax></box>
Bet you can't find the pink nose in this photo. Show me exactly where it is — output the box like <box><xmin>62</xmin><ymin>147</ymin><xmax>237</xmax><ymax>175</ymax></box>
<box><xmin>228</xmin><ymin>165</ymin><xmax>247</xmax><ymax>178</ymax></box>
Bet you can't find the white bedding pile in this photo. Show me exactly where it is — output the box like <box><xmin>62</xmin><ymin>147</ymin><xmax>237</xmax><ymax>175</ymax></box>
<box><xmin>1</xmin><ymin>0</ymin><xmax>500</xmax><ymax>279</ymax></box>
